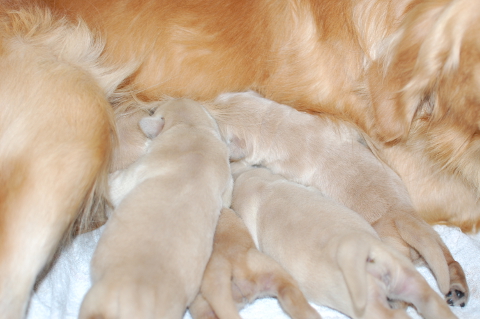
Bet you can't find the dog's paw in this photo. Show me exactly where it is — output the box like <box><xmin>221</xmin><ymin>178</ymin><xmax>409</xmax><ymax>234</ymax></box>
<box><xmin>189</xmin><ymin>293</ymin><xmax>220</xmax><ymax>319</ymax></box>
<box><xmin>445</xmin><ymin>285</ymin><xmax>468</xmax><ymax>307</ymax></box>
<box><xmin>79</xmin><ymin>274</ymin><xmax>185</xmax><ymax>319</ymax></box>
<box><xmin>445</xmin><ymin>261</ymin><xmax>469</xmax><ymax>307</ymax></box>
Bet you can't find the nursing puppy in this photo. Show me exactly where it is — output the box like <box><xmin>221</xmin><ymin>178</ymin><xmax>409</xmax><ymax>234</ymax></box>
<box><xmin>231</xmin><ymin>163</ymin><xmax>456</xmax><ymax>319</ymax></box>
<box><xmin>189</xmin><ymin>207</ymin><xmax>320</xmax><ymax>319</ymax></box>
<box><xmin>0</xmin><ymin>4</ymin><xmax>133</xmax><ymax>319</ymax></box>
<box><xmin>80</xmin><ymin>99</ymin><xmax>232</xmax><ymax>319</ymax></box>
<box><xmin>209</xmin><ymin>91</ymin><xmax>468</xmax><ymax>307</ymax></box>
<box><xmin>44</xmin><ymin>0</ymin><xmax>480</xmax><ymax>231</ymax></box>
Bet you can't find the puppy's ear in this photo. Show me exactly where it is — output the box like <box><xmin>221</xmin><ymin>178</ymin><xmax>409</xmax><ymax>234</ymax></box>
<box><xmin>336</xmin><ymin>238</ymin><xmax>368</xmax><ymax>318</ymax></box>
<box><xmin>139</xmin><ymin>116</ymin><xmax>165</xmax><ymax>139</ymax></box>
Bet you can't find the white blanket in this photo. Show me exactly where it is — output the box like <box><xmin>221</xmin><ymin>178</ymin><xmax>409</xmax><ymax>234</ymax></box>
<box><xmin>27</xmin><ymin>225</ymin><xmax>480</xmax><ymax>319</ymax></box>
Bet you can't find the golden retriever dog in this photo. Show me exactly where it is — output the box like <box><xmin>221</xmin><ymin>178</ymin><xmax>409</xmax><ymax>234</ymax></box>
<box><xmin>209</xmin><ymin>91</ymin><xmax>468</xmax><ymax>307</ymax></box>
<box><xmin>3</xmin><ymin>0</ymin><xmax>479</xmax><ymax>317</ymax></box>
<box><xmin>80</xmin><ymin>99</ymin><xmax>232</xmax><ymax>319</ymax></box>
<box><xmin>0</xmin><ymin>3</ymin><xmax>133</xmax><ymax>319</ymax></box>
<box><xmin>230</xmin><ymin>162</ymin><xmax>457</xmax><ymax>319</ymax></box>
<box><xmin>189</xmin><ymin>207</ymin><xmax>321</xmax><ymax>319</ymax></box>
<box><xmin>43</xmin><ymin>0</ymin><xmax>480</xmax><ymax>232</ymax></box>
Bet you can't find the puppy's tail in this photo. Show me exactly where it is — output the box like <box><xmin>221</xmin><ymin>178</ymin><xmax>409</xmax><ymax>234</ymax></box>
<box><xmin>394</xmin><ymin>213</ymin><xmax>450</xmax><ymax>295</ymax></box>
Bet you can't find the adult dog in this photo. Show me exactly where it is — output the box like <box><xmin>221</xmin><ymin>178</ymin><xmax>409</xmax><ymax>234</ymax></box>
<box><xmin>0</xmin><ymin>3</ymin><xmax>133</xmax><ymax>318</ymax></box>
<box><xmin>2</xmin><ymin>0</ymin><xmax>480</xmax><ymax>318</ymax></box>
<box><xmin>44</xmin><ymin>0</ymin><xmax>480</xmax><ymax>232</ymax></box>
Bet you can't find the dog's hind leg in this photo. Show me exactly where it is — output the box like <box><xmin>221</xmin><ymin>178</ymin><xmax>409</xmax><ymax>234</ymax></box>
<box><xmin>0</xmin><ymin>12</ymin><xmax>118</xmax><ymax>319</ymax></box>
<box><xmin>0</xmin><ymin>77</ymin><xmax>114</xmax><ymax>319</ymax></box>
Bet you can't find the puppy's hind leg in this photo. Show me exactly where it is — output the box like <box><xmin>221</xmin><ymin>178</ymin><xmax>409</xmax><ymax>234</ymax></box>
<box><xmin>394</xmin><ymin>212</ymin><xmax>469</xmax><ymax>307</ymax></box>
<box><xmin>365</xmin><ymin>241</ymin><xmax>457</xmax><ymax>319</ymax></box>
<box><xmin>189</xmin><ymin>294</ymin><xmax>219</xmax><ymax>319</ymax></box>
<box><xmin>192</xmin><ymin>208</ymin><xmax>320</xmax><ymax>319</ymax></box>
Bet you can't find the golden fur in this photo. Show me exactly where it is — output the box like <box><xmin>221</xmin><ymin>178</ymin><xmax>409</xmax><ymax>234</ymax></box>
<box><xmin>0</xmin><ymin>4</ymin><xmax>132</xmax><ymax>318</ymax></box>
<box><xmin>3</xmin><ymin>0</ymin><xmax>480</xmax><ymax>317</ymax></box>
<box><xmin>43</xmin><ymin>0</ymin><xmax>480</xmax><ymax>232</ymax></box>
<box><xmin>230</xmin><ymin>162</ymin><xmax>456</xmax><ymax>319</ymax></box>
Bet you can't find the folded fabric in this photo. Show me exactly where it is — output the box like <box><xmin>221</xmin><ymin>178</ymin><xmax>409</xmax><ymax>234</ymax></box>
<box><xmin>27</xmin><ymin>225</ymin><xmax>480</xmax><ymax>319</ymax></box>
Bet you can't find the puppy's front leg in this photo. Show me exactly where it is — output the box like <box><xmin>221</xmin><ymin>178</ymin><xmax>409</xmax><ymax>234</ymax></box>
<box><xmin>189</xmin><ymin>208</ymin><xmax>320</xmax><ymax>319</ymax></box>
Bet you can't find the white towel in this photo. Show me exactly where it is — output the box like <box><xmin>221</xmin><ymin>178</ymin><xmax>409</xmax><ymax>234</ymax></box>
<box><xmin>27</xmin><ymin>225</ymin><xmax>480</xmax><ymax>319</ymax></box>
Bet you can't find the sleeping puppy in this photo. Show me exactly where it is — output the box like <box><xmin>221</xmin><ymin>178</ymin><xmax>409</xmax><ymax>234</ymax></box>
<box><xmin>80</xmin><ymin>99</ymin><xmax>232</xmax><ymax>319</ymax></box>
<box><xmin>208</xmin><ymin>91</ymin><xmax>468</xmax><ymax>307</ymax></box>
<box><xmin>189</xmin><ymin>207</ymin><xmax>321</xmax><ymax>319</ymax></box>
<box><xmin>230</xmin><ymin>162</ymin><xmax>457</xmax><ymax>319</ymax></box>
<box><xmin>0</xmin><ymin>4</ymin><xmax>133</xmax><ymax>319</ymax></box>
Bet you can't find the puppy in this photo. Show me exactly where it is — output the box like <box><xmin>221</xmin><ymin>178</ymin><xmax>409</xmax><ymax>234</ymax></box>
<box><xmin>231</xmin><ymin>162</ymin><xmax>457</xmax><ymax>319</ymax></box>
<box><xmin>189</xmin><ymin>207</ymin><xmax>321</xmax><ymax>319</ymax></box>
<box><xmin>0</xmin><ymin>4</ymin><xmax>132</xmax><ymax>319</ymax></box>
<box><xmin>45</xmin><ymin>0</ymin><xmax>480</xmax><ymax>231</ymax></box>
<box><xmin>208</xmin><ymin>91</ymin><xmax>468</xmax><ymax>307</ymax></box>
<box><xmin>80</xmin><ymin>99</ymin><xmax>232</xmax><ymax>319</ymax></box>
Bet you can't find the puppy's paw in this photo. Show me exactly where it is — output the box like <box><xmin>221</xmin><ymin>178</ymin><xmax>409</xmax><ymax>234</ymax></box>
<box><xmin>445</xmin><ymin>285</ymin><xmax>468</xmax><ymax>308</ymax></box>
<box><xmin>79</xmin><ymin>274</ymin><xmax>185</xmax><ymax>319</ymax></box>
<box><xmin>189</xmin><ymin>293</ymin><xmax>219</xmax><ymax>319</ymax></box>
<box><xmin>445</xmin><ymin>261</ymin><xmax>469</xmax><ymax>307</ymax></box>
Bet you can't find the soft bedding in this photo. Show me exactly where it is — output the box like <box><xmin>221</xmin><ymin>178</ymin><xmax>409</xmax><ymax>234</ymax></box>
<box><xmin>27</xmin><ymin>225</ymin><xmax>480</xmax><ymax>319</ymax></box>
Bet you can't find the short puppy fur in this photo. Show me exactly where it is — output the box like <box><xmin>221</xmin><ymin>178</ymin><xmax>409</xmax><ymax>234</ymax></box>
<box><xmin>80</xmin><ymin>99</ymin><xmax>232</xmax><ymax>319</ymax></box>
<box><xmin>189</xmin><ymin>207</ymin><xmax>320</xmax><ymax>319</ymax></box>
<box><xmin>231</xmin><ymin>162</ymin><xmax>456</xmax><ymax>319</ymax></box>
<box><xmin>209</xmin><ymin>91</ymin><xmax>468</xmax><ymax>307</ymax></box>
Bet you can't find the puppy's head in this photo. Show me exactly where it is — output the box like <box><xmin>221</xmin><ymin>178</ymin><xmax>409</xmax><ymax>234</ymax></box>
<box><xmin>368</xmin><ymin>0</ymin><xmax>480</xmax><ymax>187</ymax></box>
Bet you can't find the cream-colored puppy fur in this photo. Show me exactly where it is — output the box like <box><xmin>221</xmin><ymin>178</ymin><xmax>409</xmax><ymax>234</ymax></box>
<box><xmin>209</xmin><ymin>91</ymin><xmax>467</xmax><ymax>307</ymax></box>
<box><xmin>231</xmin><ymin>163</ymin><xmax>456</xmax><ymax>319</ymax></box>
<box><xmin>80</xmin><ymin>99</ymin><xmax>232</xmax><ymax>319</ymax></box>
<box><xmin>189</xmin><ymin>207</ymin><xmax>320</xmax><ymax>319</ymax></box>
